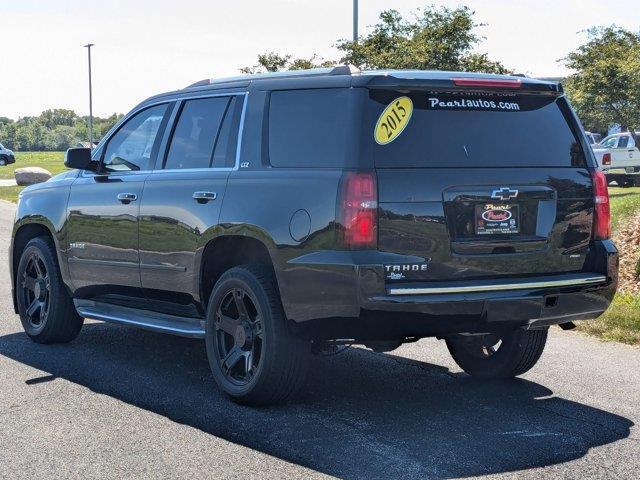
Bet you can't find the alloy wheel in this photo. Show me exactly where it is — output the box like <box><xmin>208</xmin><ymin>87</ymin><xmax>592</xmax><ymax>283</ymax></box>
<box><xmin>212</xmin><ymin>287</ymin><xmax>263</xmax><ymax>386</ymax></box>
<box><xmin>20</xmin><ymin>252</ymin><xmax>51</xmax><ymax>331</ymax></box>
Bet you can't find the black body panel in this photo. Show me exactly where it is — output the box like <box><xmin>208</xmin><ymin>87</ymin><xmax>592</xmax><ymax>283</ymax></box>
<box><xmin>9</xmin><ymin>68</ymin><xmax>618</xmax><ymax>343</ymax></box>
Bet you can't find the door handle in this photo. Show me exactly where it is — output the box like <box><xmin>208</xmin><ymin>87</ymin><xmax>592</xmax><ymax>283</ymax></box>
<box><xmin>117</xmin><ymin>193</ymin><xmax>138</xmax><ymax>204</ymax></box>
<box><xmin>193</xmin><ymin>191</ymin><xmax>217</xmax><ymax>204</ymax></box>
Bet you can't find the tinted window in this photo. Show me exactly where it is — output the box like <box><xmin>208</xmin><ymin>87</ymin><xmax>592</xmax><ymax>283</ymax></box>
<box><xmin>103</xmin><ymin>104</ymin><xmax>169</xmax><ymax>172</ymax></box>
<box><xmin>617</xmin><ymin>136</ymin><xmax>629</xmax><ymax>148</ymax></box>
<box><xmin>165</xmin><ymin>97</ymin><xmax>234</xmax><ymax>170</ymax></box>
<box><xmin>600</xmin><ymin>136</ymin><xmax>618</xmax><ymax>148</ymax></box>
<box><xmin>269</xmin><ymin>89</ymin><xmax>350</xmax><ymax>168</ymax></box>
<box><xmin>369</xmin><ymin>91</ymin><xmax>586</xmax><ymax>168</ymax></box>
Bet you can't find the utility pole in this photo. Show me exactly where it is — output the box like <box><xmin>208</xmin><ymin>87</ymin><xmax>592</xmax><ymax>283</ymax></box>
<box><xmin>353</xmin><ymin>0</ymin><xmax>358</xmax><ymax>42</ymax></box>
<box><xmin>83</xmin><ymin>43</ymin><xmax>94</xmax><ymax>148</ymax></box>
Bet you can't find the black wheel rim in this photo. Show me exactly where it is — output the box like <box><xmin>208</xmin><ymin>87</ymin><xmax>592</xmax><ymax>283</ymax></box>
<box><xmin>20</xmin><ymin>252</ymin><xmax>51</xmax><ymax>331</ymax></box>
<box><xmin>213</xmin><ymin>287</ymin><xmax>263</xmax><ymax>386</ymax></box>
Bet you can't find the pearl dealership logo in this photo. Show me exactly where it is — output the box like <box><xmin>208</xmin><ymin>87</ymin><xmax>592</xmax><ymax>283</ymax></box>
<box><xmin>481</xmin><ymin>207</ymin><xmax>513</xmax><ymax>222</ymax></box>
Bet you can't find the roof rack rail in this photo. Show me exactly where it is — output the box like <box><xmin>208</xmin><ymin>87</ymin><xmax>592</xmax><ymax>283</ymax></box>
<box><xmin>185</xmin><ymin>65</ymin><xmax>360</xmax><ymax>89</ymax></box>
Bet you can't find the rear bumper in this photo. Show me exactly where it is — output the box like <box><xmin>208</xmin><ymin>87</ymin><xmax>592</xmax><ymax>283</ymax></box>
<box><xmin>282</xmin><ymin>240</ymin><xmax>618</xmax><ymax>338</ymax></box>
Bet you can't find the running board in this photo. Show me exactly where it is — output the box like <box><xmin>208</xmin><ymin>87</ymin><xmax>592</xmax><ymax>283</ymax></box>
<box><xmin>74</xmin><ymin>300</ymin><xmax>205</xmax><ymax>338</ymax></box>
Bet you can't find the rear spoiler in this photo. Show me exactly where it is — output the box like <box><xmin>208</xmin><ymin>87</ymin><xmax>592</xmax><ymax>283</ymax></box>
<box><xmin>353</xmin><ymin>73</ymin><xmax>563</xmax><ymax>95</ymax></box>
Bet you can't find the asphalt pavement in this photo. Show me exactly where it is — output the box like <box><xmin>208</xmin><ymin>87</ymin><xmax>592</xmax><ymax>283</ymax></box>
<box><xmin>0</xmin><ymin>199</ymin><xmax>638</xmax><ymax>479</ymax></box>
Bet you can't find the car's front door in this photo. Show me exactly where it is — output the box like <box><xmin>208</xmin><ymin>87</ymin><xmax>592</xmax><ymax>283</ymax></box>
<box><xmin>138</xmin><ymin>93</ymin><xmax>245</xmax><ymax>315</ymax></box>
<box><xmin>66</xmin><ymin>103</ymin><xmax>172</xmax><ymax>303</ymax></box>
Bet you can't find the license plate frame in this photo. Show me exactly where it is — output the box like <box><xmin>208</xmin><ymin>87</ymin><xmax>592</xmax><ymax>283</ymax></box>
<box><xmin>475</xmin><ymin>203</ymin><xmax>520</xmax><ymax>235</ymax></box>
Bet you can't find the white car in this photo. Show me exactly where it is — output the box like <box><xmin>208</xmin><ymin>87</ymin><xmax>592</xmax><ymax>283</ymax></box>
<box><xmin>585</xmin><ymin>131</ymin><xmax>602</xmax><ymax>145</ymax></box>
<box><xmin>592</xmin><ymin>132</ymin><xmax>640</xmax><ymax>187</ymax></box>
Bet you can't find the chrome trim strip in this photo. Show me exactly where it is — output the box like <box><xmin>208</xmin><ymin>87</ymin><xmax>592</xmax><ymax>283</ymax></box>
<box><xmin>139</xmin><ymin>263</ymin><xmax>187</xmax><ymax>272</ymax></box>
<box><xmin>234</xmin><ymin>92</ymin><xmax>249</xmax><ymax>170</ymax></box>
<box><xmin>68</xmin><ymin>257</ymin><xmax>138</xmax><ymax>268</ymax></box>
<box><xmin>387</xmin><ymin>275</ymin><xmax>607</xmax><ymax>296</ymax></box>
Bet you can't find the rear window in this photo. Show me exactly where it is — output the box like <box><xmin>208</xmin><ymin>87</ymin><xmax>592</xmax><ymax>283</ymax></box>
<box><xmin>369</xmin><ymin>90</ymin><xmax>586</xmax><ymax>168</ymax></box>
<box><xmin>268</xmin><ymin>89</ymin><xmax>351</xmax><ymax>168</ymax></box>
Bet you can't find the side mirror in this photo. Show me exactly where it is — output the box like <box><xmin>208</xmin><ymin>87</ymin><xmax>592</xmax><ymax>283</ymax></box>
<box><xmin>64</xmin><ymin>148</ymin><xmax>99</xmax><ymax>172</ymax></box>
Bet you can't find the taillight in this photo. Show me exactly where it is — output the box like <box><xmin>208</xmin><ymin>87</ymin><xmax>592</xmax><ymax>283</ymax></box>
<box><xmin>340</xmin><ymin>172</ymin><xmax>377</xmax><ymax>249</ymax></box>
<box><xmin>452</xmin><ymin>77</ymin><xmax>522</xmax><ymax>89</ymax></box>
<box><xmin>591</xmin><ymin>170</ymin><xmax>611</xmax><ymax>240</ymax></box>
<box><xmin>602</xmin><ymin>153</ymin><xmax>611</xmax><ymax>166</ymax></box>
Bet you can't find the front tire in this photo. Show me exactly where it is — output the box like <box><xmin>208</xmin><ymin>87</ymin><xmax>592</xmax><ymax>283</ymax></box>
<box><xmin>0</xmin><ymin>157</ymin><xmax>6</xmax><ymax>166</ymax></box>
<box><xmin>205</xmin><ymin>265</ymin><xmax>309</xmax><ymax>405</ymax></box>
<box><xmin>16</xmin><ymin>237</ymin><xmax>84</xmax><ymax>344</ymax></box>
<box><xmin>446</xmin><ymin>328</ymin><xmax>548</xmax><ymax>379</ymax></box>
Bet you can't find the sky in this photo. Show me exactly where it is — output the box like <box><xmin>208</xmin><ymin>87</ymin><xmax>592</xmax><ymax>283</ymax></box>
<box><xmin>1</xmin><ymin>0</ymin><xmax>638</xmax><ymax>119</ymax></box>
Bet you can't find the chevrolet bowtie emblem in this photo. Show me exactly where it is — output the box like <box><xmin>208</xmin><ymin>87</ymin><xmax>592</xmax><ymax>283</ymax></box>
<box><xmin>491</xmin><ymin>187</ymin><xmax>519</xmax><ymax>201</ymax></box>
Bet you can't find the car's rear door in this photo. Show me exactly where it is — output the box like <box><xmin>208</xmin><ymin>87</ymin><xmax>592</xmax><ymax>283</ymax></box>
<box><xmin>66</xmin><ymin>103</ymin><xmax>171</xmax><ymax>302</ymax></box>
<box><xmin>138</xmin><ymin>93</ymin><xmax>246</xmax><ymax>315</ymax></box>
<box><xmin>367</xmin><ymin>87</ymin><xmax>596</xmax><ymax>285</ymax></box>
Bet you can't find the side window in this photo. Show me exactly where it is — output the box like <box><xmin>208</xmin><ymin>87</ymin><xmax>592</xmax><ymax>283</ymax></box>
<box><xmin>600</xmin><ymin>136</ymin><xmax>617</xmax><ymax>148</ymax></box>
<box><xmin>164</xmin><ymin>96</ymin><xmax>241</xmax><ymax>170</ymax></box>
<box><xmin>617</xmin><ymin>136</ymin><xmax>629</xmax><ymax>148</ymax></box>
<box><xmin>103</xmin><ymin>104</ymin><xmax>169</xmax><ymax>172</ymax></box>
<box><xmin>268</xmin><ymin>89</ymin><xmax>350</xmax><ymax>168</ymax></box>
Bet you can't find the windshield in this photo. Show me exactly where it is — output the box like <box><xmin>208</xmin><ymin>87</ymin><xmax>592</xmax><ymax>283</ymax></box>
<box><xmin>368</xmin><ymin>90</ymin><xmax>586</xmax><ymax>168</ymax></box>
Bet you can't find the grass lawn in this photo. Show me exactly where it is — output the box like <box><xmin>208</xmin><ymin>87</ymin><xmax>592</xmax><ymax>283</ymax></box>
<box><xmin>0</xmin><ymin>151</ymin><xmax>67</xmax><ymax>180</ymax></box>
<box><xmin>578</xmin><ymin>294</ymin><xmax>640</xmax><ymax>346</ymax></box>
<box><xmin>609</xmin><ymin>186</ymin><xmax>640</xmax><ymax>231</ymax></box>
<box><xmin>0</xmin><ymin>152</ymin><xmax>67</xmax><ymax>202</ymax></box>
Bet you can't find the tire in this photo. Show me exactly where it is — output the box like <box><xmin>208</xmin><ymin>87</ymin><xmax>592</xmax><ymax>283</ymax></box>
<box><xmin>446</xmin><ymin>328</ymin><xmax>548</xmax><ymax>379</ymax></box>
<box><xmin>16</xmin><ymin>237</ymin><xmax>84</xmax><ymax>344</ymax></box>
<box><xmin>205</xmin><ymin>264</ymin><xmax>309</xmax><ymax>406</ymax></box>
<box><xmin>620</xmin><ymin>176</ymin><xmax>638</xmax><ymax>188</ymax></box>
<box><xmin>0</xmin><ymin>157</ymin><xmax>6</xmax><ymax>166</ymax></box>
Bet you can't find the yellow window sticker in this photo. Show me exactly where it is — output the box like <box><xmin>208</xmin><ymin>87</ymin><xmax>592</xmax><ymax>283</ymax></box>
<box><xmin>374</xmin><ymin>97</ymin><xmax>413</xmax><ymax>145</ymax></box>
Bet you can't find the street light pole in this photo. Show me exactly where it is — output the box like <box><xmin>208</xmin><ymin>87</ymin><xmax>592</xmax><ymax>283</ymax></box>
<box><xmin>353</xmin><ymin>0</ymin><xmax>358</xmax><ymax>42</ymax></box>
<box><xmin>83</xmin><ymin>43</ymin><xmax>94</xmax><ymax>149</ymax></box>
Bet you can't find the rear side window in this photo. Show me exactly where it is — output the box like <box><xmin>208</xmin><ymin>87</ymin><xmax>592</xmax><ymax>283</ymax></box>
<box><xmin>618</xmin><ymin>136</ymin><xmax>630</xmax><ymax>148</ymax></box>
<box><xmin>165</xmin><ymin>96</ymin><xmax>241</xmax><ymax>170</ymax></box>
<box><xmin>369</xmin><ymin>90</ymin><xmax>586</xmax><ymax>168</ymax></box>
<box><xmin>269</xmin><ymin>89</ymin><xmax>350</xmax><ymax>168</ymax></box>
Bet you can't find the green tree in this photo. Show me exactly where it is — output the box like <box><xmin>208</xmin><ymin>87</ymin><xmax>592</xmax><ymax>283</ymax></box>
<box><xmin>337</xmin><ymin>7</ymin><xmax>507</xmax><ymax>73</ymax></box>
<box><xmin>564</xmin><ymin>27</ymin><xmax>640</xmax><ymax>139</ymax></box>
<box><xmin>40</xmin><ymin>109</ymin><xmax>78</xmax><ymax>129</ymax></box>
<box><xmin>240</xmin><ymin>52</ymin><xmax>333</xmax><ymax>74</ymax></box>
<box><xmin>242</xmin><ymin>6</ymin><xmax>509</xmax><ymax>74</ymax></box>
<box><xmin>0</xmin><ymin>110</ymin><xmax>124</xmax><ymax>151</ymax></box>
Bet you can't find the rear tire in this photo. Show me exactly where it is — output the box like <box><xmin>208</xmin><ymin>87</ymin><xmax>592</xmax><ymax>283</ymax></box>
<box><xmin>16</xmin><ymin>237</ymin><xmax>84</xmax><ymax>344</ymax></box>
<box><xmin>205</xmin><ymin>264</ymin><xmax>309</xmax><ymax>406</ymax></box>
<box><xmin>0</xmin><ymin>157</ymin><xmax>6</xmax><ymax>166</ymax></box>
<box><xmin>446</xmin><ymin>328</ymin><xmax>548</xmax><ymax>379</ymax></box>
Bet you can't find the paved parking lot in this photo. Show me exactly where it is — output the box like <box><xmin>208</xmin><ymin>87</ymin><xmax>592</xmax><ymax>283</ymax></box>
<box><xmin>0</xmin><ymin>199</ymin><xmax>638</xmax><ymax>479</ymax></box>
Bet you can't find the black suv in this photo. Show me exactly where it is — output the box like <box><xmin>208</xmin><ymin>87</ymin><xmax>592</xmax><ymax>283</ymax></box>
<box><xmin>10</xmin><ymin>66</ymin><xmax>618</xmax><ymax>405</ymax></box>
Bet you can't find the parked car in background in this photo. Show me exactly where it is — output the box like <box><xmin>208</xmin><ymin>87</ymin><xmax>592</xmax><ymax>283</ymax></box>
<box><xmin>592</xmin><ymin>132</ymin><xmax>640</xmax><ymax>187</ymax></box>
<box><xmin>585</xmin><ymin>131</ymin><xmax>602</xmax><ymax>145</ymax></box>
<box><xmin>0</xmin><ymin>143</ymin><xmax>16</xmax><ymax>166</ymax></box>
